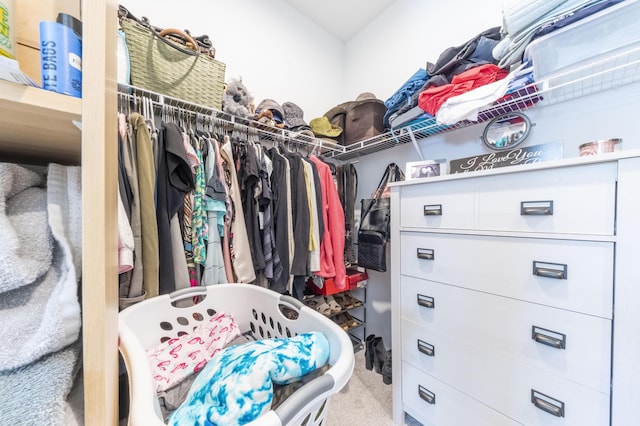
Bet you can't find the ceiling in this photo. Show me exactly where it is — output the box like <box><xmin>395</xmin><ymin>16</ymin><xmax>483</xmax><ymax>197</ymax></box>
<box><xmin>282</xmin><ymin>0</ymin><xmax>398</xmax><ymax>42</ymax></box>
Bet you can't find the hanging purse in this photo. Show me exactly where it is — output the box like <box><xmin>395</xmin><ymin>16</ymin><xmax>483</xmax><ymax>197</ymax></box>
<box><xmin>357</xmin><ymin>163</ymin><xmax>405</xmax><ymax>272</ymax></box>
<box><xmin>117</xmin><ymin>5</ymin><xmax>226</xmax><ymax>109</ymax></box>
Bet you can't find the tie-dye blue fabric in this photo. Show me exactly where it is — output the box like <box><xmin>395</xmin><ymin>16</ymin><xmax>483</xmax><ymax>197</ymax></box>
<box><xmin>168</xmin><ymin>331</ymin><xmax>330</xmax><ymax>425</ymax></box>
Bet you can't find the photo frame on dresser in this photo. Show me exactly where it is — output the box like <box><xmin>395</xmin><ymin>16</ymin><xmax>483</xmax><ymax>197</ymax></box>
<box><xmin>406</xmin><ymin>159</ymin><xmax>447</xmax><ymax>180</ymax></box>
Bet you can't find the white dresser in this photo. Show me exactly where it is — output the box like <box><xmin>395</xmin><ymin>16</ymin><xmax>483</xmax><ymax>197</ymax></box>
<box><xmin>389</xmin><ymin>153</ymin><xmax>640</xmax><ymax>426</ymax></box>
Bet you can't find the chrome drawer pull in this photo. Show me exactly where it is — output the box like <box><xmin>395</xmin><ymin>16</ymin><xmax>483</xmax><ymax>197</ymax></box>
<box><xmin>417</xmin><ymin>248</ymin><xmax>435</xmax><ymax>260</ymax></box>
<box><xmin>423</xmin><ymin>204</ymin><xmax>442</xmax><ymax>216</ymax></box>
<box><xmin>532</xmin><ymin>261</ymin><xmax>568</xmax><ymax>280</ymax></box>
<box><xmin>521</xmin><ymin>200</ymin><xmax>554</xmax><ymax>216</ymax></box>
<box><xmin>417</xmin><ymin>339</ymin><xmax>435</xmax><ymax>357</ymax></box>
<box><xmin>532</xmin><ymin>326</ymin><xmax>566</xmax><ymax>349</ymax></box>
<box><xmin>531</xmin><ymin>389</ymin><xmax>565</xmax><ymax>418</ymax></box>
<box><xmin>417</xmin><ymin>294</ymin><xmax>435</xmax><ymax>309</ymax></box>
<box><xmin>419</xmin><ymin>385</ymin><xmax>436</xmax><ymax>405</ymax></box>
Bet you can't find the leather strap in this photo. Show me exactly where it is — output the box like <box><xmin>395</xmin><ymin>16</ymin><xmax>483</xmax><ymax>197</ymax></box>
<box><xmin>159</xmin><ymin>28</ymin><xmax>199</xmax><ymax>51</ymax></box>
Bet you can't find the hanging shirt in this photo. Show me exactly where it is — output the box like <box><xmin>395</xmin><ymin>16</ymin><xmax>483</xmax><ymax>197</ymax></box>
<box><xmin>266</xmin><ymin>147</ymin><xmax>291</xmax><ymax>293</ymax></box>
<box><xmin>190</xmin><ymin>134</ymin><xmax>208</xmax><ymax>266</ymax></box>
<box><xmin>220</xmin><ymin>136</ymin><xmax>256</xmax><ymax>283</ymax></box>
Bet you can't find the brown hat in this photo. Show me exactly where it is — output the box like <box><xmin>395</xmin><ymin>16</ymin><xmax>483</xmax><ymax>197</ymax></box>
<box><xmin>323</xmin><ymin>92</ymin><xmax>384</xmax><ymax>123</ymax></box>
<box><xmin>353</xmin><ymin>92</ymin><xmax>384</xmax><ymax>106</ymax></box>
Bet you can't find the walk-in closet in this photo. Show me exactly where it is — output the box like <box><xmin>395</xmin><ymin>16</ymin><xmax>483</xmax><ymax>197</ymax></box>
<box><xmin>2</xmin><ymin>1</ymin><xmax>640</xmax><ymax>425</ymax></box>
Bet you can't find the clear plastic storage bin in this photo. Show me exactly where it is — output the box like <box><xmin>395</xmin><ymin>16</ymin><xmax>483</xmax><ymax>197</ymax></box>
<box><xmin>524</xmin><ymin>0</ymin><xmax>640</xmax><ymax>81</ymax></box>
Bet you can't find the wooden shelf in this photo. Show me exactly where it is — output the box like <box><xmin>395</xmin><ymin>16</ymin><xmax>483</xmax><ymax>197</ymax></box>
<box><xmin>0</xmin><ymin>79</ymin><xmax>82</xmax><ymax>165</ymax></box>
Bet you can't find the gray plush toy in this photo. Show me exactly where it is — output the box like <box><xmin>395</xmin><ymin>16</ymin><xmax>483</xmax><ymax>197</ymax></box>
<box><xmin>222</xmin><ymin>77</ymin><xmax>253</xmax><ymax>118</ymax></box>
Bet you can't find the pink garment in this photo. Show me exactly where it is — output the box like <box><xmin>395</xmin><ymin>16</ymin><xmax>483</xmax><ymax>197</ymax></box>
<box><xmin>310</xmin><ymin>156</ymin><xmax>346</xmax><ymax>290</ymax></box>
<box><xmin>146</xmin><ymin>311</ymin><xmax>240</xmax><ymax>392</ymax></box>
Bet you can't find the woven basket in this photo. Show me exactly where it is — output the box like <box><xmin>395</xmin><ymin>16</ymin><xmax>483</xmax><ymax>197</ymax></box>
<box><xmin>120</xmin><ymin>18</ymin><xmax>225</xmax><ymax>109</ymax></box>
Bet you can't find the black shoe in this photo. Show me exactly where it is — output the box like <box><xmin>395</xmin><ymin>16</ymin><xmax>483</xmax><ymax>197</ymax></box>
<box><xmin>365</xmin><ymin>334</ymin><xmax>376</xmax><ymax>371</ymax></box>
<box><xmin>372</xmin><ymin>337</ymin><xmax>387</xmax><ymax>374</ymax></box>
<box><xmin>382</xmin><ymin>350</ymin><xmax>392</xmax><ymax>385</ymax></box>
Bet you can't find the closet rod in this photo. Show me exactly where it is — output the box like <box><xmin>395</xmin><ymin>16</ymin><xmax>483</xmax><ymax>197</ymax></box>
<box><xmin>118</xmin><ymin>83</ymin><xmax>346</xmax><ymax>156</ymax></box>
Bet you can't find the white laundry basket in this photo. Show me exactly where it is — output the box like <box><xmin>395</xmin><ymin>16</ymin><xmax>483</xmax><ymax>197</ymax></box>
<box><xmin>118</xmin><ymin>284</ymin><xmax>355</xmax><ymax>426</ymax></box>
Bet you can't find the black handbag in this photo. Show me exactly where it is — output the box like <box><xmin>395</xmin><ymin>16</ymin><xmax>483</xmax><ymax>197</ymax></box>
<box><xmin>357</xmin><ymin>163</ymin><xmax>405</xmax><ymax>272</ymax></box>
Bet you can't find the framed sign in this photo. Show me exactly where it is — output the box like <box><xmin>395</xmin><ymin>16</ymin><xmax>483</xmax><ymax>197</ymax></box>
<box><xmin>449</xmin><ymin>141</ymin><xmax>563</xmax><ymax>174</ymax></box>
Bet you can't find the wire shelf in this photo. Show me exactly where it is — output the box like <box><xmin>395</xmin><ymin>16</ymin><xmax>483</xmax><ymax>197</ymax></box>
<box><xmin>118</xmin><ymin>83</ymin><xmax>346</xmax><ymax>156</ymax></box>
<box><xmin>119</xmin><ymin>44</ymin><xmax>640</xmax><ymax>162</ymax></box>
<box><xmin>325</xmin><ymin>45</ymin><xmax>640</xmax><ymax>161</ymax></box>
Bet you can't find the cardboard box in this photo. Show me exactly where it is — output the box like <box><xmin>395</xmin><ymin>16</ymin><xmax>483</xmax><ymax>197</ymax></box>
<box><xmin>14</xmin><ymin>0</ymin><xmax>80</xmax><ymax>84</ymax></box>
<box><xmin>15</xmin><ymin>0</ymin><xmax>79</xmax><ymax>48</ymax></box>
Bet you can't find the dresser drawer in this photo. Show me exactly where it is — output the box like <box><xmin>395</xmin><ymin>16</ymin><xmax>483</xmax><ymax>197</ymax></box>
<box><xmin>401</xmin><ymin>283</ymin><xmax>612</xmax><ymax>393</ymax></box>
<box><xmin>401</xmin><ymin>327</ymin><xmax>610</xmax><ymax>425</ymax></box>
<box><xmin>401</xmin><ymin>362</ymin><xmax>519</xmax><ymax>426</ymax></box>
<box><xmin>399</xmin><ymin>162</ymin><xmax>617</xmax><ymax>235</ymax></box>
<box><xmin>400</xmin><ymin>232</ymin><xmax>614</xmax><ymax>318</ymax></box>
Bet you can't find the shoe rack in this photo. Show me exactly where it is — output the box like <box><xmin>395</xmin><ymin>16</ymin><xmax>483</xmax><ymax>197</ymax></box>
<box><xmin>305</xmin><ymin>268</ymin><xmax>369</xmax><ymax>351</ymax></box>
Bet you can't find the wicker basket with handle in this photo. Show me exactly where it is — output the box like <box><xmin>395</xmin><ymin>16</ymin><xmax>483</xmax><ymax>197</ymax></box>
<box><xmin>119</xmin><ymin>10</ymin><xmax>225</xmax><ymax>109</ymax></box>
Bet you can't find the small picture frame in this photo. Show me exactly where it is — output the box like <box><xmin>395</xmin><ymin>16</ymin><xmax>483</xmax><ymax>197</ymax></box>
<box><xmin>406</xmin><ymin>160</ymin><xmax>443</xmax><ymax>180</ymax></box>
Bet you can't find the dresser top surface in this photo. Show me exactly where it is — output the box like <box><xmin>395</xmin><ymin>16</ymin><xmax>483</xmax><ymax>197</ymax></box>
<box><xmin>390</xmin><ymin>149</ymin><xmax>640</xmax><ymax>188</ymax></box>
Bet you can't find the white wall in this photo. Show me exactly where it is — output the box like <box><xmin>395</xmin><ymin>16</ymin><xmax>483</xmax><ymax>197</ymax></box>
<box><xmin>344</xmin><ymin>0</ymin><xmax>504</xmax><ymax>102</ymax></box>
<box><xmin>121</xmin><ymin>0</ymin><xmax>344</xmax><ymax>119</ymax></box>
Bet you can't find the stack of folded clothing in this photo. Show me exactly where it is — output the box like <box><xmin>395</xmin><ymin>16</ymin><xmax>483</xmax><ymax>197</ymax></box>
<box><xmin>389</xmin><ymin>26</ymin><xmax>503</xmax><ymax>129</ymax></box>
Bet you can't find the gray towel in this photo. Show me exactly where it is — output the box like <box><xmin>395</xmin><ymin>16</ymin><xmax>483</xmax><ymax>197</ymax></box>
<box><xmin>0</xmin><ymin>164</ymin><xmax>52</xmax><ymax>293</ymax></box>
<box><xmin>0</xmin><ymin>341</ymin><xmax>81</xmax><ymax>426</ymax></box>
<box><xmin>0</xmin><ymin>163</ymin><xmax>82</xmax><ymax>371</ymax></box>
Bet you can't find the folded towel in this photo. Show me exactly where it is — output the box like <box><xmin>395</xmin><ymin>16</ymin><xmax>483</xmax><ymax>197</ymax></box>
<box><xmin>0</xmin><ymin>163</ymin><xmax>82</xmax><ymax>371</ymax></box>
<box><xmin>0</xmin><ymin>341</ymin><xmax>81</xmax><ymax>426</ymax></box>
<box><xmin>0</xmin><ymin>164</ymin><xmax>52</xmax><ymax>293</ymax></box>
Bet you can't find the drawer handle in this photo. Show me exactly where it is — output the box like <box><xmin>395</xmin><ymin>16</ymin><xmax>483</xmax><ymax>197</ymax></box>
<box><xmin>532</xmin><ymin>261</ymin><xmax>568</xmax><ymax>280</ymax></box>
<box><xmin>532</xmin><ymin>326</ymin><xmax>566</xmax><ymax>349</ymax></box>
<box><xmin>419</xmin><ymin>385</ymin><xmax>436</xmax><ymax>405</ymax></box>
<box><xmin>417</xmin><ymin>294</ymin><xmax>435</xmax><ymax>309</ymax></box>
<box><xmin>531</xmin><ymin>389</ymin><xmax>565</xmax><ymax>418</ymax></box>
<box><xmin>521</xmin><ymin>200</ymin><xmax>554</xmax><ymax>216</ymax></box>
<box><xmin>423</xmin><ymin>204</ymin><xmax>442</xmax><ymax>216</ymax></box>
<box><xmin>417</xmin><ymin>248</ymin><xmax>435</xmax><ymax>260</ymax></box>
<box><xmin>417</xmin><ymin>339</ymin><xmax>435</xmax><ymax>357</ymax></box>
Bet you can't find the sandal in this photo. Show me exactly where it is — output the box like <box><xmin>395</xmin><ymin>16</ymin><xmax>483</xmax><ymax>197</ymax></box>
<box><xmin>342</xmin><ymin>312</ymin><xmax>358</xmax><ymax>328</ymax></box>
<box><xmin>344</xmin><ymin>291</ymin><xmax>363</xmax><ymax>308</ymax></box>
<box><xmin>313</xmin><ymin>296</ymin><xmax>332</xmax><ymax>316</ymax></box>
<box><xmin>334</xmin><ymin>312</ymin><xmax>358</xmax><ymax>330</ymax></box>
<box><xmin>333</xmin><ymin>313</ymin><xmax>349</xmax><ymax>330</ymax></box>
<box><xmin>305</xmin><ymin>296</ymin><xmax>332</xmax><ymax>316</ymax></box>
<box><xmin>324</xmin><ymin>295</ymin><xmax>342</xmax><ymax>314</ymax></box>
<box><xmin>333</xmin><ymin>293</ymin><xmax>353</xmax><ymax>310</ymax></box>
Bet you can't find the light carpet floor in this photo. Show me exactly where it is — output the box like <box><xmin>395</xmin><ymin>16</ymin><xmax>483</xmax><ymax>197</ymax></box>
<box><xmin>324</xmin><ymin>349</ymin><xmax>395</xmax><ymax>426</ymax></box>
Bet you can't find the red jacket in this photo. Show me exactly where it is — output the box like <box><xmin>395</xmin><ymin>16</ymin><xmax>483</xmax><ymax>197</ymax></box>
<box><xmin>310</xmin><ymin>156</ymin><xmax>346</xmax><ymax>290</ymax></box>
